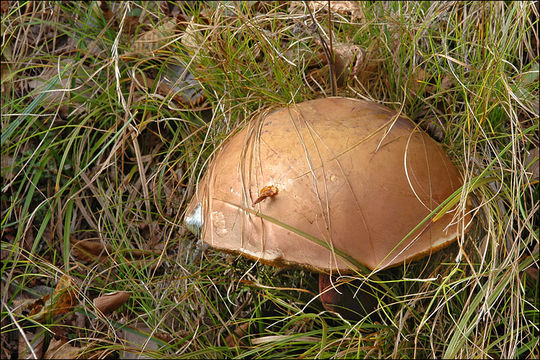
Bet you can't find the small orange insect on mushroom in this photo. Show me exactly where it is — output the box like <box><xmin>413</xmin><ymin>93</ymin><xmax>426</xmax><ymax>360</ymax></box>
<box><xmin>253</xmin><ymin>185</ymin><xmax>279</xmax><ymax>205</ymax></box>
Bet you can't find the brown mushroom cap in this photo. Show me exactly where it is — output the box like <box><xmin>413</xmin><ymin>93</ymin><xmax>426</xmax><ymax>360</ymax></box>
<box><xmin>185</xmin><ymin>97</ymin><xmax>470</xmax><ymax>273</ymax></box>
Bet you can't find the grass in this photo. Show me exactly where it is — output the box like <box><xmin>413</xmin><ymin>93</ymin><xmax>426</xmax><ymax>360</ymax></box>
<box><xmin>1</xmin><ymin>1</ymin><xmax>538</xmax><ymax>359</ymax></box>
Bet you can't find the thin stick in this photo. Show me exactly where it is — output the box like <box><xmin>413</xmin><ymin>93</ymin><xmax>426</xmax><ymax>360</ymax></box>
<box><xmin>305</xmin><ymin>1</ymin><xmax>336</xmax><ymax>96</ymax></box>
<box><xmin>327</xmin><ymin>0</ymin><xmax>336</xmax><ymax>94</ymax></box>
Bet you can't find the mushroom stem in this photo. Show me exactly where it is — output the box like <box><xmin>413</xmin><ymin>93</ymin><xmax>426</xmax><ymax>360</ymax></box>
<box><xmin>318</xmin><ymin>273</ymin><xmax>379</xmax><ymax>321</ymax></box>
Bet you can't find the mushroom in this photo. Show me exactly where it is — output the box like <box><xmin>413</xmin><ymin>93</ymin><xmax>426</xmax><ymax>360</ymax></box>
<box><xmin>184</xmin><ymin>97</ymin><xmax>470</xmax><ymax>318</ymax></box>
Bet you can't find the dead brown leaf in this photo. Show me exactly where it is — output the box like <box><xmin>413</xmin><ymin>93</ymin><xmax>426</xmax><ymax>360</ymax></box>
<box><xmin>93</xmin><ymin>291</ymin><xmax>130</xmax><ymax>315</ymax></box>
<box><xmin>44</xmin><ymin>338</ymin><xmax>82</xmax><ymax>359</ymax></box>
<box><xmin>134</xmin><ymin>64</ymin><xmax>205</xmax><ymax>107</ymax></box>
<box><xmin>132</xmin><ymin>18</ymin><xmax>177</xmax><ymax>53</ymax></box>
<box><xmin>309</xmin><ymin>1</ymin><xmax>365</xmax><ymax>22</ymax></box>
<box><xmin>408</xmin><ymin>67</ymin><xmax>455</xmax><ymax>95</ymax></box>
<box><xmin>27</xmin><ymin>294</ymin><xmax>49</xmax><ymax>319</ymax></box>
<box><xmin>26</xmin><ymin>59</ymin><xmax>87</xmax><ymax>118</ymax></box>
<box><xmin>332</xmin><ymin>43</ymin><xmax>365</xmax><ymax>86</ymax></box>
<box><xmin>180</xmin><ymin>17</ymin><xmax>201</xmax><ymax>52</ymax></box>
<box><xmin>18</xmin><ymin>331</ymin><xmax>44</xmax><ymax>359</ymax></box>
<box><xmin>50</xmin><ymin>275</ymin><xmax>77</xmax><ymax>317</ymax></box>
<box><xmin>118</xmin><ymin>322</ymin><xmax>166</xmax><ymax>359</ymax></box>
<box><xmin>27</xmin><ymin>275</ymin><xmax>77</xmax><ymax>321</ymax></box>
<box><xmin>71</xmin><ymin>239</ymin><xmax>110</xmax><ymax>263</ymax></box>
<box><xmin>308</xmin><ymin>35</ymin><xmax>367</xmax><ymax>89</ymax></box>
<box><xmin>224</xmin><ymin>322</ymin><xmax>250</xmax><ymax>348</ymax></box>
<box><xmin>160</xmin><ymin>63</ymin><xmax>205</xmax><ymax>106</ymax></box>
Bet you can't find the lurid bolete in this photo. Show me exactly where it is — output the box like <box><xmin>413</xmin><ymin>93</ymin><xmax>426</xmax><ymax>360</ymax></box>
<box><xmin>185</xmin><ymin>97</ymin><xmax>470</xmax><ymax>318</ymax></box>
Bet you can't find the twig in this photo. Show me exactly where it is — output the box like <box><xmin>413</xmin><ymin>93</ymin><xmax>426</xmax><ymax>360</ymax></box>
<box><xmin>305</xmin><ymin>1</ymin><xmax>336</xmax><ymax>96</ymax></box>
<box><xmin>327</xmin><ymin>0</ymin><xmax>336</xmax><ymax>94</ymax></box>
